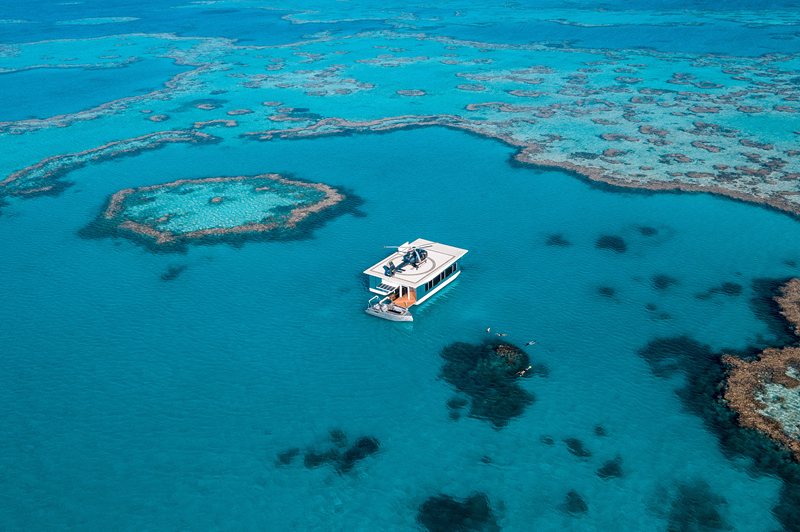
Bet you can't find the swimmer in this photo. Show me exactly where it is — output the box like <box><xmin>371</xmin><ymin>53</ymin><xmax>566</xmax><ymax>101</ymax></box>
<box><xmin>525</xmin><ymin>341</ymin><xmax>536</xmax><ymax>346</ymax></box>
<box><xmin>517</xmin><ymin>365</ymin><xmax>532</xmax><ymax>376</ymax></box>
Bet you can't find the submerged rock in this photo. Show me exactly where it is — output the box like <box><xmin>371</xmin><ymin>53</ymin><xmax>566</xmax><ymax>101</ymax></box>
<box><xmin>440</xmin><ymin>339</ymin><xmax>535</xmax><ymax>428</ymax></box>
<box><xmin>417</xmin><ymin>493</ymin><xmax>500</xmax><ymax>532</ymax></box>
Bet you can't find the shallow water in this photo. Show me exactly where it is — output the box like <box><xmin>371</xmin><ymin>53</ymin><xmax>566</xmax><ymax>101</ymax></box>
<box><xmin>2</xmin><ymin>2</ymin><xmax>800</xmax><ymax>531</ymax></box>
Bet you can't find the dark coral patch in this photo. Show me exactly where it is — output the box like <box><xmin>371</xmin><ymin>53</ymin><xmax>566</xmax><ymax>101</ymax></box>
<box><xmin>696</xmin><ymin>282</ymin><xmax>743</xmax><ymax>300</ymax></box>
<box><xmin>666</xmin><ymin>480</ymin><xmax>729</xmax><ymax>532</ymax></box>
<box><xmin>593</xmin><ymin>425</ymin><xmax>608</xmax><ymax>437</ymax></box>
<box><xmin>597</xmin><ymin>456</ymin><xmax>624</xmax><ymax>479</ymax></box>
<box><xmin>447</xmin><ymin>396</ymin><xmax>469</xmax><ymax>410</ymax></box>
<box><xmin>303</xmin><ymin>448</ymin><xmax>340</xmax><ymax>469</ymax></box>
<box><xmin>160</xmin><ymin>264</ymin><xmax>187</xmax><ymax>281</ymax></box>
<box><xmin>439</xmin><ymin>340</ymin><xmax>535</xmax><ymax>428</ymax></box>
<box><xmin>541</xmin><ymin>435</ymin><xmax>555</xmax><ymax>445</ymax></box>
<box><xmin>564</xmin><ymin>438</ymin><xmax>592</xmax><ymax>459</ymax></box>
<box><xmin>417</xmin><ymin>493</ymin><xmax>500</xmax><ymax>532</ymax></box>
<box><xmin>652</xmin><ymin>274</ymin><xmax>679</xmax><ymax>291</ymax></box>
<box><xmin>301</xmin><ymin>431</ymin><xmax>379</xmax><ymax>473</ymax></box>
<box><xmin>545</xmin><ymin>233</ymin><xmax>571</xmax><ymax>246</ymax></box>
<box><xmin>638</xmin><ymin>226</ymin><xmax>658</xmax><ymax>236</ymax></box>
<box><xmin>596</xmin><ymin>235</ymin><xmax>627</xmax><ymax>253</ymax></box>
<box><xmin>637</xmin><ymin>336</ymin><xmax>714</xmax><ymax>379</ymax></box>
<box><xmin>337</xmin><ymin>436</ymin><xmax>379</xmax><ymax>473</ymax></box>
<box><xmin>329</xmin><ymin>428</ymin><xmax>348</xmax><ymax>448</ymax></box>
<box><xmin>598</xmin><ymin>286</ymin><xmax>616</xmax><ymax>298</ymax></box>
<box><xmin>447</xmin><ymin>396</ymin><xmax>468</xmax><ymax>420</ymax></box>
<box><xmin>276</xmin><ymin>447</ymin><xmax>300</xmax><ymax>466</ymax></box>
<box><xmin>560</xmin><ymin>490</ymin><xmax>589</xmax><ymax>516</ymax></box>
<box><xmin>636</xmin><ymin>283</ymin><xmax>800</xmax><ymax>532</ymax></box>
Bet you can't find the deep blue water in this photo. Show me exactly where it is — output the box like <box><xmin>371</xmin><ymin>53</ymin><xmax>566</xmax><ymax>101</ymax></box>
<box><xmin>2</xmin><ymin>0</ymin><xmax>799</xmax><ymax>54</ymax></box>
<box><xmin>0</xmin><ymin>58</ymin><xmax>190</xmax><ymax>122</ymax></box>
<box><xmin>0</xmin><ymin>1</ymin><xmax>387</xmax><ymax>46</ymax></box>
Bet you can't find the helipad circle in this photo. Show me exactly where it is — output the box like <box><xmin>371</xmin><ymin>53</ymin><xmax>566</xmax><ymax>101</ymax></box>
<box><xmin>395</xmin><ymin>258</ymin><xmax>436</xmax><ymax>278</ymax></box>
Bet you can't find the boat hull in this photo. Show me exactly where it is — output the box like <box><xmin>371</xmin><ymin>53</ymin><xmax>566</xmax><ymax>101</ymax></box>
<box><xmin>365</xmin><ymin>305</ymin><xmax>413</xmax><ymax>322</ymax></box>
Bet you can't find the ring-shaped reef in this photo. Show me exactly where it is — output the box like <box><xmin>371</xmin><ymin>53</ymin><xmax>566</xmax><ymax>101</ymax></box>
<box><xmin>83</xmin><ymin>173</ymin><xmax>357</xmax><ymax>252</ymax></box>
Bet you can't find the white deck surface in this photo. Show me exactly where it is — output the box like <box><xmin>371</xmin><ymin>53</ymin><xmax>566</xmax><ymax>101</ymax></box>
<box><xmin>363</xmin><ymin>238</ymin><xmax>468</xmax><ymax>288</ymax></box>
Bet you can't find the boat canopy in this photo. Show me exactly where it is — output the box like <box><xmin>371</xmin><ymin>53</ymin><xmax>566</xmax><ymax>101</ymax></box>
<box><xmin>363</xmin><ymin>239</ymin><xmax>468</xmax><ymax>289</ymax></box>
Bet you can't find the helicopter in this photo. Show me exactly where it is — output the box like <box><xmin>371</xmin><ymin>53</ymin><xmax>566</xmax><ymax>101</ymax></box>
<box><xmin>381</xmin><ymin>242</ymin><xmax>435</xmax><ymax>277</ymax></box>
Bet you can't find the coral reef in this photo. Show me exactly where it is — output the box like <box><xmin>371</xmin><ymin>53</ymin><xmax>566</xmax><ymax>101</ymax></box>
<box><xmin>775</xmin><ymin>278</ymin><xmax>800</xmax><ymax>334</ymax></box>
<box><xmin>0</xmin><ymin>131</ymin><xmax>220</xmax><ymax>199</ymax></box>
<box><xmin>84</xmin><ymin>174</ymin><xmax>349</xmax><ymax>251</ymax></box>
<box><xmin>723</xmin><ymin>338</ymin><xmax>800</xmax><ymax>461</ymax></box>
<box><xmin>439</xmin><ymin>339</ymin><xmax>535</xmax><ymax>428</ymax></box>
<box><xmin>723</xmin><ymin>278</ymin><xmax>800</xmax><ymax>461</ymax></box>
<box><xmin>636</xmin><ymin>320</ymin><xmax>800</xmax><ymax>530</ymax></box>
<box><xmin>417</xmin><ymin>493</ymin><xmax>500</xmax><ymax>532</ymax></box>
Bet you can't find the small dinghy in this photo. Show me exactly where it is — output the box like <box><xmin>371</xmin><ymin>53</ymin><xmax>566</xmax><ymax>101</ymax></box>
<box><xmin>365</xmin><ymin>296</ymin><xmax>413</xmax><ymax>322</ymax></box>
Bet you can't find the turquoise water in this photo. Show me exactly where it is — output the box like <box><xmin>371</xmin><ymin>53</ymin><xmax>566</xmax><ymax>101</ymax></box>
<box><xmin>2</xmin><ymin>128</ymin><xmax>799</xmax><ymax>530</ymax></box>
<box><xmin>2</xmin><ymin>2</ymin><xmax>800</xmax><ymax>531</ymax></box>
